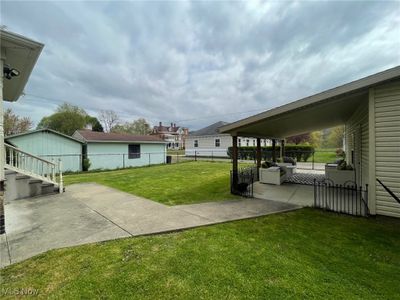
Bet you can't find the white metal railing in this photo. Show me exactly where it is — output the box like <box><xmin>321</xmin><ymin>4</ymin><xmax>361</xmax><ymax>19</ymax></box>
<box><xmin>4</xmin><ymin>144</ymin><xmax>63</xmax><ymax>193</ymax></box>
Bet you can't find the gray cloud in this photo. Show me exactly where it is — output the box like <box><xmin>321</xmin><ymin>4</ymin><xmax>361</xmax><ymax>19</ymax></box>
<box><xmin>2</xmin><ymin>0</ymin><xmax>400</xmax><ymax>130</ymax></box>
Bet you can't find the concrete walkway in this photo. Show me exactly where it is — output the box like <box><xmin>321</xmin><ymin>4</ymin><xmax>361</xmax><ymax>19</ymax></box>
<box><xmin>1</xmin><ymin>183</ymin><xmax>300</xmax><ymax>267</ymax></box>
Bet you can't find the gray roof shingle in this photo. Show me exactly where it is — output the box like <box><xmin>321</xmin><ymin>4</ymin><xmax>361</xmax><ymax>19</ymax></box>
<box><xmin>190</xmin><ymin>121</ymin><xmax>229</xmax><ymax>136</ymax></box>
<box><xmin>75</xmin><ymin>130</ymin><xmax>165</xmax><ymax>143</ymax></box>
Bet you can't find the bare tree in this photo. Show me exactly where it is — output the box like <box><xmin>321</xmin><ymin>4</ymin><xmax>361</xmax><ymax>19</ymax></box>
<box><xmin>4</xmin><ymin>108</ymin><xmax>33</xmax><ymax>136</ymax></box>
<box><xmin>99</xmin><ymin>110</ymin><xmax>120</xmax><ymax>132</ymax></box>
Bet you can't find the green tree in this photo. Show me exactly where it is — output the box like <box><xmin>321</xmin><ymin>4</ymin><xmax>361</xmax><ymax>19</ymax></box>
<box><xmin>37</xmin><ymin>116</ymin><xmax>50</xmax><ymax>129</ymax></box>
<box><xmin>326</xmin><ymin>126</ymin><xmax>345</xmax><ymax>148</ymax></box>
<box><xmin>85</xmin><ymin>116</ymin><xmax>103</xmax><ymax>132</ymax></box>
<box><xmin>56</xmin><ymin>103</ymin><xmax>86</xmax><ymax>116</ymax></box>
<box><xmin>112</xmin><ymin>118</ymin><xmax>151</xmax><ymax>135</ymax></box>
<box><xmin>310</xmin><ymin>131</ymin><xmax>323</xmax><ymax>148</ymax></box>
<box><xmin>37</xmin><ymin>103</ymin><xmax>100</xmax><ymax>135</ymax></box>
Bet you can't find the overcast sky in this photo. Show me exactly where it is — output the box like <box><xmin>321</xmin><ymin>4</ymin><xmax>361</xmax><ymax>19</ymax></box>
<box><xmin>2</xmin><ymin>0</ymin><xmax>400</xmax><ymax>130</ymax></box>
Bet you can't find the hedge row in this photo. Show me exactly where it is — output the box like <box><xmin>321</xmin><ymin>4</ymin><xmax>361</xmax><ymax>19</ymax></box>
<box><xmin>227</xmin><ymin>145</ymin><xmax>315</xmax><ymax>162</ymax></box>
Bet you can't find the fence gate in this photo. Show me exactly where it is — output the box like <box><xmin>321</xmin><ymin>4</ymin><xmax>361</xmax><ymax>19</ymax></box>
<box><xmin>313</xmin><ymin>179</ymin><xmax>369</xmax><ymax>217</ymax></box>
<box><xmin>230</xmin><ymin>166</ymin><xmax>258</xmax><ymax>198</ymax></box>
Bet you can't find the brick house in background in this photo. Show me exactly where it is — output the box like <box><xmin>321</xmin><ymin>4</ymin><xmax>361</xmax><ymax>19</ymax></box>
<box><xmin>152</xmin><ymin>122</ymin><xmax>189</xmax><ymax>150</ymax></box>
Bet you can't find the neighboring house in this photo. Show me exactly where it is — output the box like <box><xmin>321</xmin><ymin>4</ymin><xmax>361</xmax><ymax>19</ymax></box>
<box><xmin>185</xmin><ymin>121</ymin><xmax>271</xmax><ymax>157</ymax></box>
<box><xmin>152</xmin><ymin>122</ymin><xmax>189</xmax><ymax>150</ymax></box>
<box><xmin>73</xmin><ymin>130</ymin><xmax>166</xmax><ymax>170</ymax></box>
<box><xmin>220</xmin><ymin>66</ymin><xmax>400</xmax><ymax>218</ymax></box>
<box><xmin>6</xmin><ymin>129</ymin><xmax>83</xmax><ymax>172</ymax></box>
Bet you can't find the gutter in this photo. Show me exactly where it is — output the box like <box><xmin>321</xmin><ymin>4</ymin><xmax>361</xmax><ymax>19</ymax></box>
<box><xmin>84</xmin><ymin>140</ymin><xmax>168</xmax><ymax>144</ymax></box>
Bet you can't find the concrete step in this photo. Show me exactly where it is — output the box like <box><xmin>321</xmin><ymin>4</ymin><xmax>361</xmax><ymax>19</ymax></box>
<box><xmin>5</xmin><ymin>170</ymin><xmax>17</xmax><ymax>176</ymax></box>
<box><xmin>4</xmin><ymin>171</ymin><xmax>18</xmax><ymax>203</ymax></box>
<box><xmin>15</xmin><ymin>175</ymin><xmax>31</xmax><ymax>199</ymax></box>
<box><xmin>41</xmin><ymin>183</ymin><xmax>56</xmax><ymax>195</ymax></box>
<box><xmin>4</xmin><ymin>169</ymin><xmax>61</xmax><ymax>201</ymax></box>
<box><xmin>29</xmin><ymin>179</ymin><xmax>43</xmax><ymax>197</ymax></box>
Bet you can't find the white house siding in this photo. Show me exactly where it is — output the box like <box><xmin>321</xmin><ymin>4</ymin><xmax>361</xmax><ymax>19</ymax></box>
<box><xmin>87</xmin><ymin>142</ymin><xmax>166</xmax><ymax>170</ymax></box>
<box><xmin>7</xmin><ymin>131</ymin><xmax>82</xmax><ymax>172</ymax></box>
<box><xmin>373</xmin><ymin>80</ymin><xmax>400</xmax><ymax>218</ymax></box>
<box><xmin>185</xmin><ymin>135</ymin><xmax>270</xmax><ymax>157</ymax></box>
<box><xmin>345</xmin><ymin>102</ymin><xmax>369</xmax><ymax>188</ymax></box>
<box><xmin>185</xmin><ymin>134</ymin><xmax>232</xmax><ymax>157</ymax></box>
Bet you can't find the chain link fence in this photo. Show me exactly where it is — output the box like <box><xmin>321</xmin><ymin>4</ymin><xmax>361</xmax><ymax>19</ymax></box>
<box><xmin>38</xmin><ymin>152</ymin><xmax>172</xmax><ymax>173</ymax></box>
<box><xmin>179</xmin><ymin>149</ymin><xmax>339</xmax><ymax>170</ymax></box>
<box><xmin>35</xmin><ymin>149</ymin><xmax>339</xmax><ymax>173</ymax></box>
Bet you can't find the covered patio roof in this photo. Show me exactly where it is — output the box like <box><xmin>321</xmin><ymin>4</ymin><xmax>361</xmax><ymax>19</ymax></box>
<box><xmin>220</xmin><ymin>66</ymin><xmax>400</xmax><ymax>139</ymax></box>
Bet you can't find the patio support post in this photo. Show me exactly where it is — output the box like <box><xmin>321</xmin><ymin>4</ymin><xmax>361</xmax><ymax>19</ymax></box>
<box><xmin>281</xmin><ymin>139</ymin><xmax>285</xmax><ymax>159</ymax></box>
<box><xmin>256</xmin><ymin>138</ymin><xmax>261</xmax><ymax>169</ymax></box>
<box><xmin>232</xmin><ymin>135</ymin><xmax>238</xmax><ymax>188</ymax></box>
<box><xmin>272</xmin><ymin>139</ymin><xmax>276</xmax><ymax>162</ymax></box>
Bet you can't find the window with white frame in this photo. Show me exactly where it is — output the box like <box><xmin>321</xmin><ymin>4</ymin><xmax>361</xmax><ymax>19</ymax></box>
<box><xmin>246</xmin><ymin>139</ymin><xmax>249</xmax><ymax>146</ymax></box>
<box><xmin>215</xmin><ymin>138</ymin><xmax>220</xmax><ymax>147</ymax></box>
<box><xmin>253</xmin><ymin>140</ymin><xmax>256</xmax><ymax>146</ymax></box>
<box><xmin>194</xmin><ymin>140</ymin><xmax>198</xmax><ymax>147</ymax></box>
<box><xmin>238</xmin><ymin>138</ymin><xmax>241</xmax><ymax>147</ymax></box>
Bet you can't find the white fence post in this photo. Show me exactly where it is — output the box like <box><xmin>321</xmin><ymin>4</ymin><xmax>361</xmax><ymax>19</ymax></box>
<box><xmin>58</xmin><ymin>159</ymin><xmax>63</xmax><ymax>194</ymax></box>
<box><xmin>51</xmin><ymin>158</ymin><xmax>56</xmax><ymax>181</ymax></box>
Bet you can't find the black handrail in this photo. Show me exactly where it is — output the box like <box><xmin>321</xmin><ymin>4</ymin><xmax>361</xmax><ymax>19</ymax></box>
<box><xmin>376</xmin><ymin>178</ymin><xmax>400</xmax><ymax>204</ymax></box>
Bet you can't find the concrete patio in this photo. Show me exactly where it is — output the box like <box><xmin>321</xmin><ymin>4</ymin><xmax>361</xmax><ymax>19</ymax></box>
<box><xmin>1</xmin><ymin>183</ymin><xmax>301</xmax><ymax>267</ymax></box>
<box><xmin>253</xmin><ymin>182</ymin><xmax>314</xmax><ymax>207</ymax></box>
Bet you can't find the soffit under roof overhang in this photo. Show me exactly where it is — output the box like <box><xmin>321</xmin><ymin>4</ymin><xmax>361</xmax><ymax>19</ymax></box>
<box><xmin>1</xmin><ymin>30</ymin><xmax>44</xmax><ymax>102</ymax></box>
<box><xmin>219</xmin><ymin>66</ymin><xmax>400</xmax><ymax>139</ymax></box>
<box><xmin>228</xmin><ymin>91</ymin><xmax>367</xmax><ymax>139</ymax></box>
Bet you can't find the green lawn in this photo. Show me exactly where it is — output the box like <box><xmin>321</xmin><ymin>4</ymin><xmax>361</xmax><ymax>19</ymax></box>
<box><xmin>167</xmin><ymin>149</ymin><xmax>185</xmax><ymax>155</ymax></box>
<box><xmin>307</xmin><ymin>148</ymin><xmax>338</xmax><ymax>163</ymax></box>
<box><xmin>2</xmin><ymin>209</ymin><xmax>399</xmax><ymax>299</ymax></box>
<box><xmin>63</xmin><ymin>161</ymin><xmax>240</xmax><ymax>205</ymax></box>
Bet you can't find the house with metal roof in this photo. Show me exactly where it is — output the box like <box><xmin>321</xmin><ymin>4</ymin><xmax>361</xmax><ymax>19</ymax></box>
<box><xmin>73</xmin><ymin>130</ymin><xmax>167</xmax><ymax>170</ymax></box>
<box><xmin>185</xmin><ymin>121</ymin><xmax>271</xmax><ymax>157</ymax></box>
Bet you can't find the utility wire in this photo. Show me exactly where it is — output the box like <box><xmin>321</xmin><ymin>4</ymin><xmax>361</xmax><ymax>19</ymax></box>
<box><xmin>170</xmin><ymin>108</ymin><xmax>267</xmax><ymax>123</ymax></box>
<box><xmin>22</xmin><ymin>92</ymin><xmax>268</xmax><ymax>125</ymax></box>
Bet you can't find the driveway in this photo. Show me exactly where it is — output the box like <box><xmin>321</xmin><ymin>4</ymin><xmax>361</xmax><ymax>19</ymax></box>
<box><xmin>1</xmin><ymin>183</ymin><xmax>300</xmax><ymax>267</ymax></box>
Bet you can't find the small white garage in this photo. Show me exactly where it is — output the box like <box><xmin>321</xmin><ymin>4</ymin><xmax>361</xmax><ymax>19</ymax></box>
<box><xmin>6</xmin><ymin>129</ymin><xmax>83</xmax><ymax>172</ymax></box>
<box><xmin>72</xmin><ymin>130</ymin><xmax>166</xmax><ymax>170</ymax></box>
